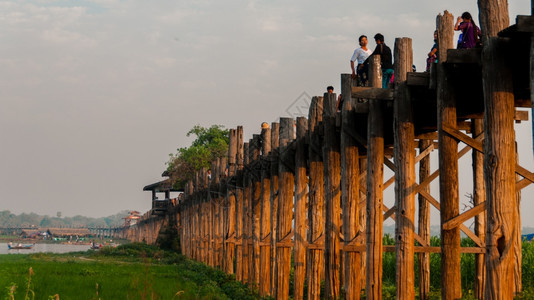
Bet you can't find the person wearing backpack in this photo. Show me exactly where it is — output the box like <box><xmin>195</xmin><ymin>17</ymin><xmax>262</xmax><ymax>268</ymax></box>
<box><xmin>454</xmin><ymin>12</ymin><xmax>482</xmax><ymax>49</ymax></box>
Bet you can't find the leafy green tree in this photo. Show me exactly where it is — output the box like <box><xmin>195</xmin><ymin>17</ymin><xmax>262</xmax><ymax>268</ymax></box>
<box><xmin>166</xmin><ymin>125</ymin><xmax>229</xmax><ymax>187</ymax></box>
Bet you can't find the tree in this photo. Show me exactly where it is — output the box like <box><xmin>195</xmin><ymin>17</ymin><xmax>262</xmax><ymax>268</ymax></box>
<box><xmin>166</xmin><ymin>125</ymin><xmax>229</xmax><ymax>187</ymax></box>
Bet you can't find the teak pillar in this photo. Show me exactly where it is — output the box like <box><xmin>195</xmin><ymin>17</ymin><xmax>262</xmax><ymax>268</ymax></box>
<box><xmin>418</xmin><ymin>138</ymin><xmax>432</xmax><ymax>300</ymax></box>
<box><xmin>276</xmin><ymin>117</ymin><xmax>294</xmax><ymax>299</ymax></box>
<box><xmin>225</xmin><ymin>128</ymin><xmax>237</xmax><ymax>274</ymax></box>
<box><xmin>437</xmin><ymin>11</ymin><xmax>461</xmax><ymax>300</ymax></box>
<box><xmin>294</xmin><ymin>116</ymin><xmax>308</xmax><ymax>300</ymax></box>
<box><xmin>323</xmin><ymin>92</ymin><xmax>341</xmax><ymax>299</ymax></box>
<box><xmin>270</xmin><ymin>122</ymin><xmax>280</xmax><ymax>296</ymax></box>
<box><xmin>482</xmin><ymin>38</ymin><xmax>517</xmax><ymax>300</ymax></box>
<box><xmin>340</xmin><ymin>73</ymin><xmax>362</xmax><ymax>300</ymax></box>
<box><xmin>235</xmin><ymin>126</ymin><xmax>245</xmax><ymax>281</ymax></box>
<box><xmin>366</xmin><ymin>55</ymin><xmax>384</xmax><ymax>300</ymax></box>
<box><xmin>242</xmin><ymin>142</ymin><xmax>250</xmax><ymax>284</ymax></box>
<box><xmin>251</xmin><ymin>135</ymin><xmax>261</xmax><ymax>288</ymax></box>
<box><xmin>259</xmin><ymin>124</ymin><xmax>272</xmax><ymax>297</ymax></box>
<box><xmin>393</xmin><ymin>37</ymin><xmax>415</xmax><ymax>300</ymax></box>
<box><xmin>307</xmin><ymin>97</ymin><xmax>325</xmax><ymax>300</ymax></box>
<box><xmin>472</xmin><ymin>119</ymin><xmax>486</xmax><ymax>299</ymax></box>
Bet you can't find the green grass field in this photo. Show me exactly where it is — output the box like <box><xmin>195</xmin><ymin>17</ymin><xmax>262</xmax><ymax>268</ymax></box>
<box><xmin>0</xmin><ymin>243</ymin><xmax>257</xmax><ymax>300</ymax></box>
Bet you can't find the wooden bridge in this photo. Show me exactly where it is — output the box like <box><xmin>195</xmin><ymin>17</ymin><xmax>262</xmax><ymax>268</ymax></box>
<box><xmin>129</xmin><ymin>3</ymin><xmax>534</xmax><ymax>300</ymax></box>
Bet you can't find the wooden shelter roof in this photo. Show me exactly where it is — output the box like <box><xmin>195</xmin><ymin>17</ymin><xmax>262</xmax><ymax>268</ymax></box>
<box><xmin>143</xmin><ymin>179</ymin><xmax>183</xmax><ymax>192</ymax></box>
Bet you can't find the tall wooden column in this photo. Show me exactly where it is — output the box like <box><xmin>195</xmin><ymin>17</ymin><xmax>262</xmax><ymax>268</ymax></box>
<box><xmin>307</xmin><ymin>97</ymin><xmax>324</xmax><ymax>300</ymax></box>
<box><xmin>270</xmin><ymin>122</ymin><xmax>280</xmax><ymax>296</ymax></box>
<box><xmin>242</xmin><ymin>142</ymin><xmax>250</xmax><ymax>284</ymax></box>
<box><xmin>479</xmin><ymin>2</ymin><xmax>517</xmax><ymax>298</ymax></box>
<box><xmin>472</xmin><ymin>119</ymin><xmax>486</xmax><ymax>299</ymax></box>
<box><xmin>323</xmin><ymin>92</ymin><xmax>341</xmax><ymax>299</ymax></box>
<box><xmin>276</xmin><ymin>117</ymin><xmax>295</xmax><ymax>299</ymax></box>
<box><xmin>225</xmin><ymin>129</ymin><xmax>237</xmax><ymax>274</ymax></box>
<box><xmin>437</xmin><ymin>11</ymin><xmax>461</xmax><ymax>300</ymax></box>
<box><xmin>394</xmin><ymin>37</ymin><xmax>416</xmax><ymax>299</ymax></box>
<box><xmin>235</xmin><ymin>126</ymin><xmax>245</xmax><ymax>281</ymax></box>
<box><xmin>251</xmin><ymin>135</ymin><xmax>261</xmax><ymax>288</ymax></box>
<box><xmin>259</xmin><ymin>125</ymin><xmax>272</xmax><ymax>297</ymax></box>
<box><xmin>341</xmin><ymin>74</ymin><xmax>362</xmax><ymax>300</ymax></box>
<box><xmin>366</xmin><ymin>55</ymin><xmax>384</xmax><ymax>300</ymax></box>
<box><xmin>482</xmin><ymin>37</ymin><xmax>517</xmax><ymax>300</ymax></box>
<box><xmin>294</xmin><ymin>116</ymin><xmax>308</xmax><ymax>300</ymax></box>
<box><xmin>418</xmin><ymin>139</ymin><xmax>432</xmax><ymax>300</ymax></box>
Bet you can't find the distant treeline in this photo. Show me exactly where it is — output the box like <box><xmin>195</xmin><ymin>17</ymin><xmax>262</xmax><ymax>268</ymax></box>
<box><xmin>0</xmin><ymin>210</ymin><xmax>131</xmax><ymax>228</ymax></box>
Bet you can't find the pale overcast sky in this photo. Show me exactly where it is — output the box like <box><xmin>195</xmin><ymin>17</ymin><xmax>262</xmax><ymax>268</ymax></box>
<box><xmin>1</xmin><ymin>1</ymin><xmax>533</xmax><ymax>227</ymax></box>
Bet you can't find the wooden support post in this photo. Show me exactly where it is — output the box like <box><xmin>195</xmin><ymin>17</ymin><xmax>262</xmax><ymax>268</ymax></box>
<box><xmin>242</xmin><ymin>142</ymin><xmax>250</xmax><ymax>284</ymax></box>
<box><xmin>247</xmin><ymin>138</ymin><xmax>256</xmax><ymax>286</ymax></box>
<box><xmin>276</xmin><ymin>117</ymin><xmax>295</xmax><ymax>300</ymax></box>
<box><xmin>366</xmin><ymin>55</ymin><xmax>384</xmax><ymax>300</ymax></box>
<box><xmin>251</xmin><ymin>135</ymin><xmax>261</xmax><ymax>289</ymax></box>
<box><xmin>482</xmin><ymin>37</ymin><xmax>517</xmax><ymax>299</ymax></box>
<box><xmin>472</xmin><ymin>119</ymin><xmax>486</xmax><ymax>299</ymax></box>
<box><xmin>323</xmin><ymin>92</ymin><xmax>341</xmax><ymax>299</ymax></box>
<box><xmin>341</xmin><ymin>73</ymin><xmax>362</xmax><ymax>300</ymax></box>
<box><xmin>307</xmin><ymin>97</ymin><xmax>325</xmax><ymax>300</ymax></box>
<box><xmin>270</xmin><ymin>122</ymin><xmax>280</xmax><ymax>296</ymax></box>
<box><xmin>393</xmin><ymin>37</ymin><xmax>415</xmax><ymax>299</ymax></box>
<box><xmin>235</xmin><ymin>126</ymin><xmax>244</xmax><ymax>282</ymax></box>
<box><xmin>418</xmin><ymin>139</ymin><xmax>432</xmax><ymax>300</ymax></box>
<box><xmin>220</xmin><ymin>157</ymin><xmax>228</xmax><ymax>269</ymax></box>
<box><xmin>437</xmin><ymin>11</ymin><xmax>462</xmax><ymax>300</ymax></box>
<box><xmin>259</xmin><ymin>124</ymin><xmax>272</xmax><ymax>297</ymax></box>
<box><xmin>515</xmin><ymin>143</ymin><xmax>522</xmax><ymax>295</ymax></box>
<box><xmin>294</xmin><ymin>116</ymin><xmax>308</xmax><ymax>300</ymax></box>
<box><xmin>225</xmin><ymin>129</ymin><xmax>237</xmax><ymax>274</ymax></box>
<box><xmin>478</xmin><ymin>0</ymin><xmax>510</xmax><ymax>39</ymax></box>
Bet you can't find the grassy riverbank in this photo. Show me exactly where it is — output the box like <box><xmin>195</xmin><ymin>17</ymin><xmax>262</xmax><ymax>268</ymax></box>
<box><xmin>1</xmin><ymin>243</ymin><xmax>258</xmax><ymax>299</ymax></box>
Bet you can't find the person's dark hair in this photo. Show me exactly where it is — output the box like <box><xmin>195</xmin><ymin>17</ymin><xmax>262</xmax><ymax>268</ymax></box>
<box><xmin>327</xmin><ymin>86</ymin><xmax>334</xmax><ymax>91</ymax></box>
<box><xmin>461</xmin><ymin>12</ymin><xmax>472</xmax><ymax>20</ymax></box>
<box><xmin>374</xmin><ymin>33</ymin><xmax>384</xmax><ymax>42</ymax></box>
<box><xmin>461</xmin><ymin>11</ymin><xmax>479</xmax><ymax>33</ymax></box>
<box><xmin>358</xmin><ymin>35</ymin><xmax>367</xmax><ymax>43</ymax></box>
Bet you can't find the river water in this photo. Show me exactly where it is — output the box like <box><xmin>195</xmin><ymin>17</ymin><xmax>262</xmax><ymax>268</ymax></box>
<box><xmin>0</xmin><ymin>243</ymin><xmax>92</xmax><ymax>255</ymax></box>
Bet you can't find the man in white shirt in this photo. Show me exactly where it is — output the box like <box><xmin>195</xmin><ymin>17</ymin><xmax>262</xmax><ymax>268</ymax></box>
<box><xmin>350</xmin><ymin>35</ymin><xmax>373</xmax><ymax>85</ymax></box>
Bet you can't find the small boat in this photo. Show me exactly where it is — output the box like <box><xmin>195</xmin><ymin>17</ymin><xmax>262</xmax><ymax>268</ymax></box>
<box><xmin>8</xmin><ymin>243</ymin><xmax>34</xmax><ymax>250</ymax></box>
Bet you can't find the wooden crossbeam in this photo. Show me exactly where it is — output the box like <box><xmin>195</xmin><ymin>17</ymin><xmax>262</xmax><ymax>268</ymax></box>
<box><xmin>419</xmin><ymin>190</ymin><xmax>484</xmax><ymax>247</ymax></box>
<box><xmin>384</xmin><ymin>157</ymin><xmax>395</xmax><ymax>171</ymax></box>
<box><xmin>443</xmin><ymin>125</ymin><xmax>534</xmax><ymax>187</ymax></box>
<box><xmin>441</xmin><ymin>124</ymin><xmax>483</xmax><ymax>152</ymax></box>
<box><xmin>461</xmin><ymin>110</ymin><xmax>529</xmax><ymax>121</ymax></box>
<box><xmin>415</xmin><ymin>143</ymin><xmax>434</xmax><ymax>163</ymax></box>
<box><xmin>442</xmin><ymin>202</ymin><xmax>486</xmax><ymax>231</ymax></box>
<box><xmin>381</xmin><ymin>204</ymin><xmax>428</xmax><ymax>247</ymax></box>
<box><xmin>351</xmin><ymin>86</ymin><xmax>395</xmax><ymax>100</ymax></box>
<box><xmin>383</xmin><ymin>246</ymin><xmax>485</xmax><ymax>254</ymax></box>
<box><xmin>415</xmin><ymin>132</ymin><xmax>438</xmax><ymax>140</ymax></box>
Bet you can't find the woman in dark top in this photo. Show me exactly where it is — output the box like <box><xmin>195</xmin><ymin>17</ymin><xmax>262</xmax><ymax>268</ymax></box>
<box><xmin>454</xmin><ymin>12</ymin><xmax>482</xmax><ymax>49</ymax></box>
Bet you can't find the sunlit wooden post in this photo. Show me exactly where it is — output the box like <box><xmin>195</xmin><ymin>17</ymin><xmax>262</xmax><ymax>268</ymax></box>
<box><xmin>270</xmin><ymin>122</ymin><xmax>280</xmax><ymax>296</ymax></box>
<box><xmin>437</xmin><ymin>11</ymin><xmax>462</xmax><ymax>300</ymax></box>
<box><xmin>366</xmin><ymin>55</ymin><xmax>384</xmax><ymax>300</ymax></box>
<box><xmin>323</xmin><ymin>92</ymin><xmax>341</xmax><ymax>299</ymax></box>
<box><xmin>294</xmin><ymin>116</ymin><xmax>308</xmax><ymax>300</ymax></box>
<box><xmin>393</xmin><ymin>37</ymin><xmax>415</xmax><ymax>300</ymax></box>
<box><xmin>340</xmin><ymin>74</ymin><xmax>362</xmax><ymax>300</ymax></box>
<box><xmin>259</xmin><ymin>123</ymin><xmax>272</xmax><ymax>297</ymax></box>
<box><xmin>276</xmin><ymin>117</ymin><xmax>295</xmax><ymax>299</ymax></box>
